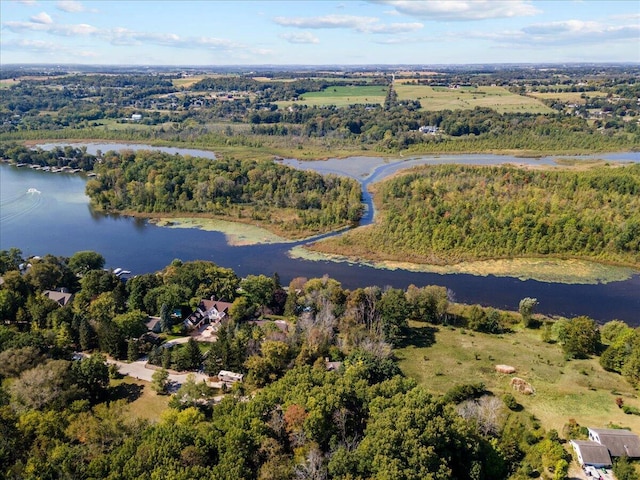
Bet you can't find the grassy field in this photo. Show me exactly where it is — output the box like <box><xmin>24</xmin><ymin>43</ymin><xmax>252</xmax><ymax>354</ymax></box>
<box><xmin>110</xmin><ymin>376</ymin><xmax>169</xmax><ymax>422</ymax></box>
<box><xmin>278</xmin><ymin>83</ymin><xmax>553</xmax><ymax>114</ymax></box>
<box><xmin>0</xmin><ymin>79</ymin><xmax>19</xmax><ymax>88</ymax></box>
<box><xmin>92</xmin><ymin>118</ymin><xmax>161</xmax><ymax>131</ymax></box>
<box><xmin>395</xmin><ymin>84</ymin><xmax>554</xmax><ymax>114</ymax></box>
<box><xmin>397</xmin><ymin>322</ymin><xmax>640</xmax><ymax>433</ymax></box>
<box><xmin>286</xmin><ymin>85</ymin><xmax>388</xmax><ymax>106</ymax></box>
<box><xmin>171</xmin><ymin>75</ymin><xmax>211</xmax><ymax>88</ymax></box>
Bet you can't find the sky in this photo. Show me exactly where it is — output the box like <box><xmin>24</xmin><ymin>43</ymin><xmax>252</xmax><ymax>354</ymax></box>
<box><xmin>1</xmin><ymin>0</ymin><xmax>639</xmax><ymax>66</ymax></box>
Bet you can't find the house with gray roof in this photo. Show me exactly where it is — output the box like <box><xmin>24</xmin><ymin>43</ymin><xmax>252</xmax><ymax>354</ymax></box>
<box><xmin>588</xmin><ymin>427</ymin><xmax>640</xmax><ymax>458</ymax></box>
<box><xmin>570</xmin><ymin>440</ymin><xmax>612</xmax><ymax>468</ymax></box>
<box><xmin>43</xmin><ymin>289</ymin><xmax>74</xmax><ymax>307</ymax></box>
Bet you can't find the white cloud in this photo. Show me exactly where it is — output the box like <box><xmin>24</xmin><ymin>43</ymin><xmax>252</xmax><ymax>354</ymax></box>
<box><xmin>56</xmin><ymin>0</ymin><xmax>85</xmax><ymax>13</ymax></box>
<box><xmin>105</xmin><ymin>28</ymin><xmax>242</xmax><ymax>50</ymax></box>
<box><xmin>2</xmin><ymin>38</ymin><xmax>59</xmax><ymax>52</ymax></box>
<box><xmin>373</xmin><ymin>0</ymin><xmax>540</xmax><ymax>21</ymax></box>
<box><xmin>4</xmin><ymin>20</ymin><xmax>98</xmax><ymax>36</ymax></box>
<box><xmin>274</xmin><ymin>14</ymin><xmax>378</xmax><ymax>30</ymax></box>
<box><xmin>465</xmin><ymin>19</ymin><xmax>639</xmax><ymax>47</ymax></box>
<box><xmin>280</xmin><ymin>32</ymin><xmax>320</xmax><ymax>44</ymax></box>
<box><xmin>14</xmin><ymin>0</ymin><xmax>38</xmax><ymax>5</ymax></box>
<box><xmin>30</xmin><ymin>11</ymin><xmax>52</xmax><ymax>24</ymax></box>
<box><xmin>273</xmin><ymin>14</ymin><xmax>422</xmax><ymax>34</ymax></box>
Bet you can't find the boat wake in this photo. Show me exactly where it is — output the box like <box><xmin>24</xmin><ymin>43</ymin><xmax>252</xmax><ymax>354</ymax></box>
<box><xmin>0</xmin><ymin>189</ymin><xmax>43</xmax><ymax>223</ymax></box>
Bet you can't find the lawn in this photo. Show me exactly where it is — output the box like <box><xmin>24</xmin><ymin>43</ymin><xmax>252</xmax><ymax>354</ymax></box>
<box><xmin>397</xmin><ymin>321</ymin><xmax>640</xmax><ymax>433</ymax></box>
<box><xmin>110</xmin><ymin>376</ymin><xmax>169</xmax><ymax>422</ymax></box>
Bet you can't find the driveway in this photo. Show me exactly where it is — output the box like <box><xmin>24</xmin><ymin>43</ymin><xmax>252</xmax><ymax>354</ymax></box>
<box><xmin>106</xmin><ymin>357</ymin><xmax>222</xmax><ymax>390</ymax></box>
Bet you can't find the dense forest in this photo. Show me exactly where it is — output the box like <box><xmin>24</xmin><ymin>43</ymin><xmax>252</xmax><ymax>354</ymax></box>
<box><xmin>83</xmin><ymin>149</ymin><xmax>363</xmax><ymax>237</ymax></box>
<box><xmin>0</xmin><ymin>248</ymin><xmax>638</xmax><ymax>479</ymax></box>
<box><xmin>313</xmin><ymin>163</ymin><xmax>640</xmax><ymax>267</ymax></box>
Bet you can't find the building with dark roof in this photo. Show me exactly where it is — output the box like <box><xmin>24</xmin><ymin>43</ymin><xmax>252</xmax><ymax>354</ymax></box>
<box><xmin>570</xmin><ymin>440</ymin><xmax>612</xmax><ymax>468</ymax></box>
<box><xmin>588</xmin><ymin>428</ymin><xmax>640</xmax><ymax>458</ymax></box>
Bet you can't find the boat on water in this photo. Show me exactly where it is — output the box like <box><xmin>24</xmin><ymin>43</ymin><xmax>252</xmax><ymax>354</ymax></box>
<box><xmin>27</xmin><ymin>188</ymin><xmax>41</xmax><ymax>194</ymax></box>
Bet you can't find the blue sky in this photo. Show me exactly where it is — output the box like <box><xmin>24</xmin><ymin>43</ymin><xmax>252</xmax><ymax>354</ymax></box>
<box><xmin>1</xmin><ymin>0</ymin><xmax>638</xmax><ymax>65</ymax></box>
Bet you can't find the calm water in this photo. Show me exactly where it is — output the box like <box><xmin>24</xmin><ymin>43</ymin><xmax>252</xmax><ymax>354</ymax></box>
<box><xmin>1</xmin><ymin>146</ymin><xmax>639</xmax><ymax>324</ymax></box>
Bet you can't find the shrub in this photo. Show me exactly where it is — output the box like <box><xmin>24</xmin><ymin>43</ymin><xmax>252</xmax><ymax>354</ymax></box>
<box><xmin>503</xmin><ymin>393</ymin><xmax>521</xmax><ymax>411</ymax></box>
<box><xmin>622</xmin><ymin>405</ymin><xmax>640</xmax><ymax>416</ymax></box>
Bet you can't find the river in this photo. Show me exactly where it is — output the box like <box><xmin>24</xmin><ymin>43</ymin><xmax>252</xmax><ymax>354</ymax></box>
<box><xmin>1</xmin><ymin>143</ymin><xmax>638</xmax><ymax>324</ymax></box>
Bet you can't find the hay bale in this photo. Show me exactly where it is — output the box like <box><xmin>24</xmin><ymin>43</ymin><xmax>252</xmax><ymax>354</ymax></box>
<box><xmin>510</xmin><ymin>377</ymin><xmax>535</xmax><ymax>395</ymax></box>
<box><xmin>495</xmin><ymin>364</ymin><xmax>516</xmax><ymax>374</ymax></box>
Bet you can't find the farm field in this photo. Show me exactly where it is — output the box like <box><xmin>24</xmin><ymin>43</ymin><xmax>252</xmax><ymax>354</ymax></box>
<box><xmin>280</xmin><ymin>83</ymin><xmax>554</xmax><ymax>113</ymax></box>
<box><xmin>397</xmin><ymin>321</ymin><xmax>640</xmax><ymax>433</ymax></box>
<box><xmin>528</xmin><ymin>90</ymin><xmax>608</xmax><ymax>103</ymax></box>
<box><xmin>288</xmin><ymin>85</ymin><xmax>388</xmax><ymax>106</ymax></box>
<box><xmin>395</xmin><ymin>83</ymin><xmax>554</xmax><ymax>113</ymax></box>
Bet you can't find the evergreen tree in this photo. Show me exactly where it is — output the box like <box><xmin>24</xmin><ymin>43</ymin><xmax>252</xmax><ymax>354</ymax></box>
<box><xmin>127</xmin><ymin>339</ymin><xmax>139</xmax><ymax>362</ymax></box>
<box><xmin>79</xmin><ymin>318</ymin><xmax>96</xmax><ymax>351</ymax></box>
<box><xmin>181</xmin><ymin>338</ymin><xmax>203</xmax><ymax>371</ymax></box>
<box><xmin>160</xmin><ymin>303</ymin><xmax>171</xmax><ymax>333</ymax></box>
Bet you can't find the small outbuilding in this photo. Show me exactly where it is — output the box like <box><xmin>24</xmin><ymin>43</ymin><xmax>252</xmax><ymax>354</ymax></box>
<box><xmin>570</xmin><ymin>440</ymin><xmax>612</xmax><ymax>468</ymax></box>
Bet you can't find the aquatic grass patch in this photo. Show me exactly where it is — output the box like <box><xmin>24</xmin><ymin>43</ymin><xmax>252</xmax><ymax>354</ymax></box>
<box><xmin>153</xmin><ymin>217</ymin><xmax>290</xmax><ymax>245</ymax></box>
<box><xmin>293</xmin><ymin>244</ymin><xmax>637</xmax><ymax>284</ymax></box>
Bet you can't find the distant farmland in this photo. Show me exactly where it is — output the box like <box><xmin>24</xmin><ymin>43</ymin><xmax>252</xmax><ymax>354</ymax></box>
<box><xmin>280</xmin><ymin>83</ymin><xmax>554</xmax><ymax>114</ymax></box>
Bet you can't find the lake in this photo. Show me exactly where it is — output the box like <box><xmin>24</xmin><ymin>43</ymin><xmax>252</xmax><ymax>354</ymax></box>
<box><xmin>1</xmin><ymin>145</ymin><xmax>639</xmax><ymax>324</ymax></box>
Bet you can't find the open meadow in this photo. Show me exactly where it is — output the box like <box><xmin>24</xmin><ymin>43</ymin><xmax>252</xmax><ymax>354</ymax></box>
<box><xmin>397</xmin><ymin>321</ymin><xmax>640</xmax><ymax>433</ymax></box>
<box><xmin>292</xmin><ymin>85</ymin><xmax>388</xmax><ymax>106</ymax></box>
<box><xmin>395</xmin><ymin>83</ymin><xmax>554</xmax><ymax>113</ymax></box>
<box><xmin>279</xmin><ymin>83</ymin><xmax>554</xmax><ymax>113</ymax></box>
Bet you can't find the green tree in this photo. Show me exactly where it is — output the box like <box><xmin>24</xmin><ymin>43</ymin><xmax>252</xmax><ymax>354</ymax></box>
<box><xmin>178</xmin><ymin>338</ymin><xmax>203</xmax><ymax>372</ymax></box>
<box><xmin>71</xmin><ymin>353</ymin><xmax>109</xmax><ymax>403</ymax></box>
<box><xmin>0</xmin><ymin>248</ymin><xmax>23</xmax><ymax>274</ymax></box>
<box><xmin>562</xmin><ymin>316</ymin><xmax>601</xmax><ymax>359</ymax></box>
<box><xmin>241</xmin><ymin>274</ymin><xmax>275</xmax><ymax>312</ymax></box>
<box><xmin>127</xmin><ymin>339</ymin><xmax>139</xmax><ymax>362</ymax></box>
<box><xmin>377</xmin><ymin>288</ymin><xmax>409</xmax><ymax>345</ymax></box>
<box><xmin>159</xmin><ymin>303</ymin><xmax>171</xmax><ymax>332</ymax></box>
<box><xmin>613</xmin><ymin>455</ymin><xmax>639</xmax><ymax>480</ymax></box>
<box><xmin>151</xmin><ymin>368</ymin><xmax>170</xmax><ymax>395</ymax></box>
<box><xmin>79</xmin><ymin>317</ymin><xmax>97</xmax><ymax>351</ymax></box>
<box><xmin>519</xmin><ymin>297</ymin><xmax>539</xmax><ymax>328</ymax></box>
<box><xmin>68</xmin><ymin>250</ymin><xmax>105</xmax><ymax>275</ymax></box>
<box><xmin>229</xmin><ymin>296</ymin><xmax>252</xmax><ymax>322</ymax></box>
<box><xmin>113</xmin><ymin>310</ymin><xmax>148</xmax><ymax>340</ymax></box>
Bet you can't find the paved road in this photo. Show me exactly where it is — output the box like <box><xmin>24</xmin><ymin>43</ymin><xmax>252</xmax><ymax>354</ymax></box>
<box><xmin>106</xmin><ymin>357</ymin><xmax>224</xmax><ymax>390</ymax></box>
